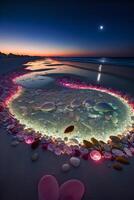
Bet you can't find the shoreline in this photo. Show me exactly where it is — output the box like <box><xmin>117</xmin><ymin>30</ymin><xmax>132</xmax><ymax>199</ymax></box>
<box><xmin>0</xmin><ymin>57</ymin><xmax>134</xmax><ymax>200</ymax></box>
<box><xmin>55</xmin><ymin>60</ymin><xmax>134</xmax><ymax>80</ymax></box>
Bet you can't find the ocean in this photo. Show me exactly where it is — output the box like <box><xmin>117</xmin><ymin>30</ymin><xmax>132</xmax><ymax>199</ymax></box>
<box><xmin>53</xmin><ymin>57</ymin><xmax>134</xmax><ymax>67</ymax></box>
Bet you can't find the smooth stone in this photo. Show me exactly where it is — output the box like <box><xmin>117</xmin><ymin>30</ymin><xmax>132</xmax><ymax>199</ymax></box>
<box><xmin>61</xmin><ymin>163</ymin><xmax>71</xmax><ymax>172</ymax></box>
<box><xmin>69</xmin><ymin>138</ymin><xmax>79</xmax><ymax>144</ymax></box>
<box><xmin>116</xmin><ymin>156</ymin><xmax>129</xmax><ymax>164</ymax></box>
<box><xmin>121</xmin><ymin>136</ymin><xmax>128</xmax><ymax>144</ymax></box>
<box><xmin>31</xmin><ymin>152</ymin><xmax>39</xmax><ymax>161</ymax></box>
<box><xmin>64</xmin><ymin>125</ymin><xmax>74</xmax><ymax>134</ymax></box>
<box><xmin>47</xmin><ymin>143</ymin><xmax>55</xmax><ymax>152</ymax></box>
<box><xmin>79</xmin><ymin>147</ymin><xmax>89</xmax><ymax>154</ymax></box>
<box><xmin>123</xmin><ymin>147</ymin><xmax>133</xmax><ymax>157</ymax></box>
<box><xmin>64</xmin><ymin>146</ymin><xmax>72</xmax><ymax>155</ymax></box>
<box><xmin>82</xmin><ymin>153</ymin><xmax>89</xmax><ymax>160</ymax></box>
<box><xmin>38</xmin><ymin>175</ymin><xmax>59</xmax><ymax>200</ymax></box>
<box><xmin>129</xmin><ymin>135</ymin><xmax>134</xmax><ymax>143</ymax></box>
<box><xmin>69</xmin><ymin>157</ymin><xmax>81</xmax><ymax>167</ymax></box>
<box><xmin>64</xmin><ymin>137</ymin><xmax>68</xmax><ymax>141</ymax></box>
<box><xmin>110</xmin><ymin>136</ymin><xmax>120</xmax><ymax>143</ymax></box>
<box><xmin>112</xmin><ymin>149</ymin><xmax>124</xmax><ymax>157</ymax></box>
<box><xmin>103</xmin><ymin>144</ymin><xmax>111</xmax><ymax>152</ymax></box>
<box><xmin>88</xmin><ymin>113</ymin><xmax>100</xmax><ymax>119</ymax></box>
<box><xmin>113</xmin><ymin>163</ymin><xmax>123</xmax><ymax>171</ymax></box>
<box><xmin>17</xmin><ymin>135</ymin><xmax>24</xmax><ymax>142</ymax></box>
<box><xmin>54</xmin><ymin>148</ymin><xmax>62</xmax><ymax>156</ymax></box>
<box><xmin>73</xmin><ymin>149</ymin><xmax>81</xmax><ymax>157</ymax></box>
<box><xmin>130</xmin><ymin>147</ymin><xmax>134</xmax><ymax>154</ymax></box>
<box><xmin>91</xmin><ymin>137</ymin><xmax>100</xmax><ymax>146</ymax></box>
<box><xmin>103</xmin><ymin>152</ymin><xmax>112</xmax><ymax>159</ymax></box>
<box><xmin>83</xmin><ymin>140</ymin><xmax>93</xmax><ymax>148</ymax></box>
<box><xmin>59</xmin><ymin>179</ymin><xmax>85</xmax><ymax>200</ymax></box>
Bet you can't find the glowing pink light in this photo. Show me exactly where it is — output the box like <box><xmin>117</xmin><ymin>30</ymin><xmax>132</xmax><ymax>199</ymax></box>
<box><xmin>24</xmin><ymin>136</ymin><xmax>35</xmax><ymax>144</ymax></box>
<box><xmin>90</xmin><ymin>150</ymin><xmax>102</xmax><ymax>161</ymax></box>
<box><xmin>4</xmin><ymin>86</ymin><xmax>22</xmax><ymax>107</ymax></box>
<box><xmin>103</xmin><ymin>152</ymin><xmax>112</xmax><ymax>159</ymax></box>
<box><xmin>57</xmin><ymin>78</ymin><xmax>134</xmax><ymax>111</ymax></box>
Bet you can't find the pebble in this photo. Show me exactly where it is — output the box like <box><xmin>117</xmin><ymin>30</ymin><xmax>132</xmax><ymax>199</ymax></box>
<box><xmin>123</xmin><ymin>147</ymin><xmax>133</xmax><ymax>157</ymax></box>
<box><xmin>130</xmin><ymin>147</ymin><xmax>134</xmax><ymax>154</ymax></box>
<box><xmin>103</xmin><ymin>152</ymin><xmax>112</xmax><ymax>159</ymax></box>
<box><xmin>69</xmin><ymin>157</ymin><xmax>81</xmax><ymax>167</ymax></box>
<box><xmin>69</xmin><ymin>138</ymin><xmax>79</xmax><ymax>144</ymax></box>
<box><xmin>110</xmin><ymin>136</ymin><xmax>120</xmax><ymax>143</ymax></box>
<box><xmin>113</xmin><ymin>163</ymin><xmax>123</xmax><ymax>171</ymax></box>
<box><xmin>61</xmin><ymin>163</ymin><xmax>71</xmax><ymax>172</ymax></box>
<box><xmin>91</xmin><ymin>137</ymin><xmax>100</xmax><ymax>146</ymax></box>
<box><xmin>83</xmin><ymin>140</ymin><xmax>93</xmax><ymax>148</ymax></box>
<box><xmin>103</xmin><ymin>144</ymin><xmax>111</xmax><ymax>152</ymax></box>
<box><xmin>64</xmin><ymin>146</ymin><xmax>72</xmax><ymax>155</ymax></box>
<box><xmin>82</xmin><ymin>153</ymin><xmax>89</xmax><ymax>160</ymax></box>
<box><xmin>116</xmin><ymin>156</ymin><xmax>129</xmax><ymax>165</ymax></box>
<box><xmin>129</xmin><ymin>135</ymin><xmax>134</xmax><ymax>143</ymax></box>
<box><xmin>64</xmin><ymin>125</ymin><xmax>74</xmax><ymax>134</ymax></box>
<box><xmin>31</xmin><ymin>152</ymin><xmax>39</xmax><ymax>161</ymax></box>
<box><xmin>17</xmin><ymin>135</ymin><xmax>24</xmax><ymax>142</ymax></box>
<box><xmin>79</xmin><ymin>147</ymin><xmax>89</xmax><ymax>155</ymax></box>
<box><xmin>112</xmin><ymin>149</ymin><xmax>125</xmax><ymax>157</ymax></box>
<box><xmin>73</xmin><ymin>149</ymin><xmax>81</xmax><ymax>157</ymax></box>
<box><xmin>54</xmin><ymin>148</ymin><xmax>62</xmax><ymax>156</ymax></box>
<box><xmin>47</xmin><ymin>143</ymin><xmax>55</xmax><ymax>152</ymax></box>
<box><xmin>121</xmin><ymin>136</ymin><xmax>128</xmax><ymax>144</ymax></box>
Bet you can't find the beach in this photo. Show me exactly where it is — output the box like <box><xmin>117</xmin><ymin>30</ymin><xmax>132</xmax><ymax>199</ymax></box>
<box><xmin>0</xmin><ymin>57</ymin><xmax>134</xmax><ymax>200</ymax></box>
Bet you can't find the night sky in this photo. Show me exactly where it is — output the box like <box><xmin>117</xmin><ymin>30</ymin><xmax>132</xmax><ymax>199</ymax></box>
<box><xmin>0</xmin><ymin>0</ymin><xmax>134</xmax><ymax>57</ymax></box>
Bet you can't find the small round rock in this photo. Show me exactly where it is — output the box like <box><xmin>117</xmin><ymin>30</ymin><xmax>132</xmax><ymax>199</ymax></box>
<box><xmin>31</xmin><ymin>152</ymin><xmax>39</xmax><ymax>161</ymax></box>
<box><xmin>69</xmin><ymin>157</ymin><xmax>81</xmax><ymax>167</ymax></box>
<box><xmin>61</xmin><ymin>163</ymin><xmax>71</xmax><ymax>172</ymax></box>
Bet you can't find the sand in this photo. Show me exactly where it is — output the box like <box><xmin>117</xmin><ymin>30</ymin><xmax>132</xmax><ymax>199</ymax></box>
<box><xmin>0</xmin><ymin>57</ymin><xmax>134</xmax><ymax>200</ymax></box>
<box><xmin>56</xmin><ymin>60</ymin><xmax>134</xmax><ymax>80</ymax></box>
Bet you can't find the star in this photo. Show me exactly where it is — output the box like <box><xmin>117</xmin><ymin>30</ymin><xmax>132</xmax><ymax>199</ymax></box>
<box><xmin>99</xmin><ymin>25</ymin><xmax>104</xmax><ymax>30</ymax></box>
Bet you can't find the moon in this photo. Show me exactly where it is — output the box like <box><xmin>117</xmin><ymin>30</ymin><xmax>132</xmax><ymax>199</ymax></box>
<box><xmin>99</xmin><ymin>25</ymin><xmax>104</xmax><ymax>30</ymax></box>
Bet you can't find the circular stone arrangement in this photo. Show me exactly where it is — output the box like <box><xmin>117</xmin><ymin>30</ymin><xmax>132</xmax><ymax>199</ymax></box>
<box><xmin>8</xmin><ymin>85</ymin><xmax>133</xmax><ymax>143</ymax></box>
<box><xmin>0</xmin><ymin>70</ymin><xmax>134</xmax><ymax>164</ymax></box>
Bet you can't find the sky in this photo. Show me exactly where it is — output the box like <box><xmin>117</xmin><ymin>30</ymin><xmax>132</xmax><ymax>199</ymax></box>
<box><xmin>0</xmin><ymin>0</ymin><xmax>134</xmax><ymax>57</ymax></box>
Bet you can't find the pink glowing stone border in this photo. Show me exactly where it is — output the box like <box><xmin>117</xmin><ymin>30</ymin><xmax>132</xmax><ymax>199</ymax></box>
<box><xmin>57</xmin><ymin>78</ymin><xmax>134</xmax><ymax>111</ymax></box>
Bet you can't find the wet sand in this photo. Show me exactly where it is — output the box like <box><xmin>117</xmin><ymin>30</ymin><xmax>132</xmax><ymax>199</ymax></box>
<box><xmin>0</xmin><ymin>57</ymin><xmax>134</xmax><ymax>200</ymax></box>
<box><xmin>55</xmin><ymin>60</ymin><xmax>134</xmax><ymax>80</ymax></box>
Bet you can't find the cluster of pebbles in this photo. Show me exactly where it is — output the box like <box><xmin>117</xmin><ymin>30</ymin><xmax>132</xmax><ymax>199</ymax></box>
<box><xmin>0</xmin><ymin>71</ymin><xmax>134</xmax><ymax>171</ymax></box>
